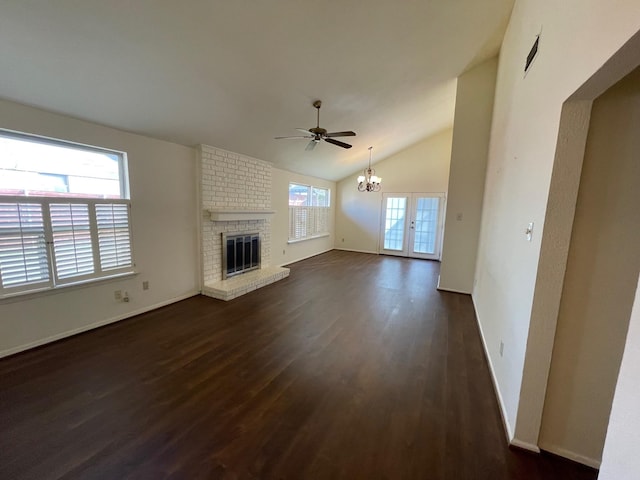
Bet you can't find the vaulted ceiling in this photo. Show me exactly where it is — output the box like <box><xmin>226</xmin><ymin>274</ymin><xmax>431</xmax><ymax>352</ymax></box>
<box><xmin>0</xmin><ymin>0</ymin><xmax>513</xmax><ymax>181</ymax></box>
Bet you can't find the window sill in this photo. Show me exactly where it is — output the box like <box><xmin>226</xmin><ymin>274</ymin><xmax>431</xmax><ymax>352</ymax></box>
<box><xmin>0</xmin><ymin>271</ymin><xmax>138</xmax><ymax>304</ymax></box>
<box><xmin>287</xmin><ymin>233</ymin><xmax>330</xmax><ymax>244</ymax></box>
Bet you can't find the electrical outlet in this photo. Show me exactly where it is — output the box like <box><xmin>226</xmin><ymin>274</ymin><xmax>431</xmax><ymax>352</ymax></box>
<box><xmin>456</xmin><ymin>213</ymin><xmax>463</xmax><ymax>221</ymax></box>
<box><xmin>499</xmin><ymin>341</ymin><xmax>504</xmax><ymax>357</ymax></box>
<box><xmin>142</xmin><ymin>281</ymin><xmax>149</xmax><ymax>290</ymax></box>
<box><xmin>114</xmin><ymin>290</ymin><xmax>122</xmax><ymax>301</ymax></box>
<box><xmin>123</xmin><ymin>291</ymin><xmax>130</xmax><ymax>303</ymax></box>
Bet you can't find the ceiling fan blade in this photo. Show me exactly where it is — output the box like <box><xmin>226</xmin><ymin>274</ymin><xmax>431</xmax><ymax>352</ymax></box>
<box><xmin>325</xmin><ymin>131</ymin><xmax>356</xmax><ymax>138</ymax></box>
<box><xmin>324</xmin><ymin>138</ymin><xmax>352</xmax><ymax>149</ymax></box>
<box><xmin>296</xmin><ymin>128</ymin><xmax>312</xmax><ymax>135</ymax></box>
<box><xmin>274</xmin><ymin>135</ymin><xmax>313</xmax><ymax>140</ymax></box>
<box><xmin>305</xmin><ymin>140</ymin><xmax>318</xmax><ymax>151</ymax></box>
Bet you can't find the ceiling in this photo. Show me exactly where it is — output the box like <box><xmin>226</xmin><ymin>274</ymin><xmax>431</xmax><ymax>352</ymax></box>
<box><xmin>0</xmin><ymin>1</ymin><xmax>513</xmax><ymax>181</ymax></box>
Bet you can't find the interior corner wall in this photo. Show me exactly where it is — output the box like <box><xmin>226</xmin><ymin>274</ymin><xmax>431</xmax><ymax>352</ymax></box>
<box><xmin>334</xmin><ymin>129</ymin><xmax>453</xmax><ymax>254</ymax></box>
<box><xmin>472</xmin><ymin>0</ymin><xmax>640</xmax><ymax>446</ymax></box>
<box><xmin>271</xmin><ymin>168</ymin><xmax>336</xmax><ymax>266</ymax></box>
<box><xmin>0</xmin><ymin>99</ymin><xmax>199</xmax><ymax>358</ymax></box>
<box><xmin>538</xmin><ymin>66</ymin><xmax>640</xmax><ymax>467</ymax></box>
<box><xmin>438</xmin><ymin>56</ymin><xmax>497</xmax><ymax>294</ymax></box>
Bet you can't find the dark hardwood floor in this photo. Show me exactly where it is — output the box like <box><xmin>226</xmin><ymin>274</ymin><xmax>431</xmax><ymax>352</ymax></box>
<box><xmin>0</xmin><ymin>250</ymin><xmax>598</xmax><ymax>479</ymax></box>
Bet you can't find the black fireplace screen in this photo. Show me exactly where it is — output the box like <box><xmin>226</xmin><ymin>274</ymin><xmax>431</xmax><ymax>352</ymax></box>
<box><xmin>222</xmin><ymin>233</ymin><xmax>260</xmax><ymax>279</ymax></box>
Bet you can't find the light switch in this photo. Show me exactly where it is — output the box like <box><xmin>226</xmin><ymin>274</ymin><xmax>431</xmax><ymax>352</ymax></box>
<box><xmin>525</xmin><ymin>222</ymin><xmax>534</xmax><ymax>241</ymax></box>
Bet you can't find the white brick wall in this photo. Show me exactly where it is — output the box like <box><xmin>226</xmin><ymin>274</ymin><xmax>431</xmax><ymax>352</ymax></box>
<box><xmin>199</xmin><ymin>145</ymin><xmax>272</xmax><ymax>284</ymax></box>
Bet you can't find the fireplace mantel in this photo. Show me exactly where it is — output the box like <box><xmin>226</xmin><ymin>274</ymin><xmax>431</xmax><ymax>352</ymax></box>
<box><xmin>208</xmin><ymin>209</ymin><xmax>275</xmax><ymax>222</ymax></box>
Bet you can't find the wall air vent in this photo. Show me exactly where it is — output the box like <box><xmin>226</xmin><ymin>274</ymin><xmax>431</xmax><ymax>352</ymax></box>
<box><xmin>525</xmin><ymin>35</ymin><xmax>540</xmax><ymax>74</ymax></box>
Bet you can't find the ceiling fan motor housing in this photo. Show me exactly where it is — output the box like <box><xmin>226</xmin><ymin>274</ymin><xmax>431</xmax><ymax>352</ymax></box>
<box><xmin>274</xmin><ymin>99</ymin><xmax>355</xmax><ymax>149</ymax></box>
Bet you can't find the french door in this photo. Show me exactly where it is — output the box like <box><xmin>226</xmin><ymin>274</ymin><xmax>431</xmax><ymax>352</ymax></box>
<box><xmin>379</xmin><ymin>193</ymin><xmax>445</xmax><ymax>260</ymax></box>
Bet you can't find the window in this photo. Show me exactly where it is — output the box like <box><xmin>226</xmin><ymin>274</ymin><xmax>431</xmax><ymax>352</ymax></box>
<box><xmin>288</xmin><ymin>183</ymin><xmax>330</xmax><ymax>242</ymax></box>
<box><xmin>0</xmin><ymin>130</ymin><xmax>133</xmax><ymax>297</ymax></box>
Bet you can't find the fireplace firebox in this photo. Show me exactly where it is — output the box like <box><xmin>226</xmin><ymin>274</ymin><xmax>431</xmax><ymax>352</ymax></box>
<box><xmin>222</xmin><ymin>232</ymin><xmax>261</xmax><ymax>279</ymax></box>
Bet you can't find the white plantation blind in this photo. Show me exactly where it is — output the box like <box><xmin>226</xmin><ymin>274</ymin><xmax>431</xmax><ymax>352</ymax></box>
<box><xmin>0</xmin><ymin>198</ymin><xmax>134</xmax><ymax>296</ymax></box>
<box><xmin>289</xmin><ymin>206</ymin><xmax>308</xmax><ymax>240</ymax></box>
<box><xmin>50</xmin><ymin>203</ymin><xmax>95</xmax><ymax>281</ymax></box>
<box><xmin>0</xmin><ymin>202</ymin><xmax>52</xmax><ymax>291</ymax></box>
<box><xmin>288</xmin><ymin>206</ymin><xmax>329</xmax><ymax>241</ymax></box>
<box><xmin>314</xmin><ymin>206</ymin><xmax>329</xmax><ymax>234</ymax></box>
<box><xmin>96</xmin><ymin>203</ymin><xmax>132</xmax><ymax>271</ymax></box>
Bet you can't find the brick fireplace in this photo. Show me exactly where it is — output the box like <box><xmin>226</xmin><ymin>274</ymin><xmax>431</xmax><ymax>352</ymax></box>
<box><xmin>199</xmin><ymin>145</ymin><xmax>289</xmax><ymax>300</ymax></box>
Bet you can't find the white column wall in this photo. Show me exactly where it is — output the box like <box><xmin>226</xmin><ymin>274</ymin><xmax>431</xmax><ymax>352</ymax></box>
<box><xmin>599</xmin><ymin>273</ymin><xmax>640</xmax><ymax>479</ymax></box>
<box><xmin>439</xmin><ymin>57</ymin><xmax>497</xmax><ymax>294</ymax></box>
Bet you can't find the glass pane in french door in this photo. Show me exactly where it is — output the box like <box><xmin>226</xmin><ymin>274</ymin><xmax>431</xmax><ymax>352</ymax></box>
<box><xmin>412</xmin><ymin>197</ymin><xmax>440</xmax><ymax>254</ymax></box>
<box><xmin>383</xmin><ymin>197</ymin><xmax>407</xmax><ymax>251</ymax></box>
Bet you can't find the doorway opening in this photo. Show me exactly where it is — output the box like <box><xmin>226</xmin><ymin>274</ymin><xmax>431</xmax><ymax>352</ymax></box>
<box><xmin>513</xmin><ymin>28</ymin><xmax>640</xmax><ymax>469</ymax></box>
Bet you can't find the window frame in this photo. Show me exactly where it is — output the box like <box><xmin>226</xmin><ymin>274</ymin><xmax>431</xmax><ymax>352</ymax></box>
<box><xmin>0</xmin><ymin>130</ymin><xmax>135</xmax><ymax>299</ymax></box>
<box><xmin>0</xmin><ymin>129</ymin><xmax>129</xmax><ymax>199</ymax></box>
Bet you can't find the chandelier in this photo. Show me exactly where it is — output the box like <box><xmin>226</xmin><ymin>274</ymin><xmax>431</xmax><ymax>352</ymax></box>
<box><xmin>357</xmin><ymin>146</ymin><xmax>382</xmax><ymax>192</ymax></box>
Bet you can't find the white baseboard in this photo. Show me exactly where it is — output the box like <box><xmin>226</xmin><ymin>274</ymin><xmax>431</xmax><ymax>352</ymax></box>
<box><xmin>471</xmin><ymin>294</ymin><xmax>515</xmax><ymax>444</ymax></box>
<box><xmin>278</xmin><ymin>248</ymin><xmax>334</xmax><ymax>267</ymax></box>
<box><xmin>0</xmin><ymin>291</ymin><xmax>199</xmax><ymax>359</ymax></box>
<box><xmin>511</xmin><ymin>438</ymin><xmax>541</xmax><ymax>453</ymax></box>
<box><xmin>437</xmin><ymin>284</ymin><xmax>472</xmax><ymax>295</ymax></box>
<box><xmin>539</xmin><ymin>442</ymin><xmax>601</xmax><ymax>469</ymax></box>
<box><xmin>333</xmin><ymin>247</ymin><xmax>379</xmax><ymax>255</ymax></box>
<box><xmin>459</xmin><ymin>294</ymin><xmax>602</xmax><ymax>468</ymax></box>
<box><xmin>436</xmin><ymin>275</ymin><xmax>472</xmax><ymax>294</ymax></box>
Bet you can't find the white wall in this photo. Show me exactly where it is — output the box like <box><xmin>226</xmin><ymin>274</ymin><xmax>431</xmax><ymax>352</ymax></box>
<box><xmin>439</xmin><ymin>57</ymin><xmax>497</xmax><ymax>294</ymax></box>
<box><xmin>0</xmin><ymin>99</ymin><xmax>199</xmax><ymax>358</ymax></box>
<box><xmin>271</xmin><ymin>168</ymin><xmax>336</xmax><ymax>266</ymax></box>
<box><xmin>335</xmin><ymin>129</ymin><xmax>453</xmax><ymax>254</ymax></box>
<box><xmin>473</xmin><ymin>0</ymin><xmax>640</xmax><ymax>448</ymax></box>
<box><xmin>538</xmin><ymin>66</ymin><xmax>640</xmax><ymax>466</ymax></box>
<box><xmin>599</xmin><ymin>273</ymin><xmax>640</xmax><ymax>480</ymax></box>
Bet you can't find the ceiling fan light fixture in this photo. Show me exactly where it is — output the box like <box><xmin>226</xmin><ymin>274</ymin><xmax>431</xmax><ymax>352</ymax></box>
<box><xmin>357</xmin><ymin>146</ymin><xmax>382</xmax><ymax>192</ymax></box>
<box><xmin>274</xmin><ymin>100</ymin><xmax>356</xmax><ymax>150</ymax></box>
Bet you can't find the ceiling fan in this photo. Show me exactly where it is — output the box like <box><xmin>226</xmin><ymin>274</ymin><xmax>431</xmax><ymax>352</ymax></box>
<box><xmin>275</xmin><ymin>100</ymin><xmax>356</xmax><ymax>150</ymax></box>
